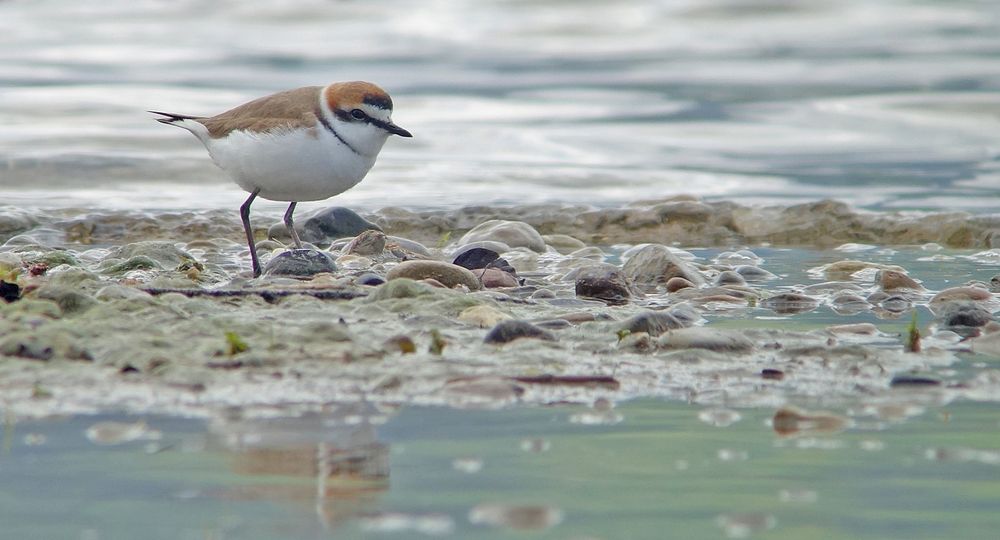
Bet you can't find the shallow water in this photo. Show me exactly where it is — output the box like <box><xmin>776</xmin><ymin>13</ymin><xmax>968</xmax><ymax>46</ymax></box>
<box><xmin>3</xmin><ymin>2</ymin><xmax>1000</xmax><ymax>537</ymax></box>
<box><xmin>1</xmin><ymin>0</ymin><xmax>1000</xmax><ymax>213</ymax></box>
<box><xmin>3</xmin><ymin>399</ymin><xmax>999</xmax><ymax>540</ymax></box>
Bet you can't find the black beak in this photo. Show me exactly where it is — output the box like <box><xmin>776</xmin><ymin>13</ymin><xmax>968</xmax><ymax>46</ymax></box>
<box><xmin>386</xmin><ymin>121</ymin><xmax>412</xmax><ymax>138</ymax></box>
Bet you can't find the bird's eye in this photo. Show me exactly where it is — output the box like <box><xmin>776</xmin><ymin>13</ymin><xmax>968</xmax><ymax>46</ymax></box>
<box><xmin>350</xmin><ymin>109</ymin><xmax>366</xmax><ymax>120</ymax></box>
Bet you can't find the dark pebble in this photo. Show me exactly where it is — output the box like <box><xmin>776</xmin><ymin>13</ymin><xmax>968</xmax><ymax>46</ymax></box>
<box><xmin>890</xmin><ymin>374</ymin><xmax>942</xmax><ymax>387</ymax></box>
<box><xmin>0</xmin><ymin>280</ymin><xmax>21</xmax><ymax>303</ymax></box>
<box><xmin>263</xmin><ymin>249</ymin><xmax>338</xmax><ymax>277</ymax></box>
<box><xmin>356</xmin><ymin>272</ymin><xmax>386</xmax><ymax>286</ymax></box>
<box><xmin>574</xmin><ymin>263</ymin><xmax>635</xmax><ymax>306</ymax></box>
<box><xmin>938</xmin><ymin>301</ymin><xmax>993</xmax><ymax>329</ymax></box>
<box><xmin>453</xmin><ymin>247</ymin><xmax>500</xmax><ymax>270</ymax></box>
<box><xmin>484</xmin><ymin>320</ymin><xmax>557</xmax><ymax>344</ymax></box>
<box><xmin>761</xmin><ymin>368</ymin><xmax>785</xmax><ymax>380</ymax></box>
<box><xmin>299</xmin><ymin>207</ymin><xmax>381</xmax><ymax>244</ymax></box>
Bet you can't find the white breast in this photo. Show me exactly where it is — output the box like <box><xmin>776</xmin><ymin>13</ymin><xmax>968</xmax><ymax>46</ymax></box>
<box><xmin>204</xmin><ymin>126</ymin><xmax>379</xmax><ymax>202</ymax></box>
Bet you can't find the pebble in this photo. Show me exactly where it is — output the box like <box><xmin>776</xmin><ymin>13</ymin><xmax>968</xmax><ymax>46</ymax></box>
<box><xmin>453</xmin><ymin>247</ymin><xmax>500</xmax><ymax>270</ymax></box>
<box><xmin>109</xmin><ymin>241</ymin><xmax>194</xmax><ymax>269</ymax></box>
<box><xmin>890</xmin><ymin>374</ymin><xmax>942</xmax><ymax>387</ymax></box>
<box><xmin>623</xmin><ymin>244</ymin><xmax>705</xmax><ymax>289</ymax></box>
<box><xmin>657</xmin><ymin>327</ymin><xmax>754</xmax><ymax>352</ymax></box>
<box><xmin>573</xmin><ymin>263</ymin><xmax>635</xmax><ymax>305</ymax></box>
<box><xmin>473</xmin><ymin>267</ymin><xmax>518</xmax><ymax>288</ymax></box>
<box><xmin>296</xmin><ymin>206</ymin><xmax>382</xmax><ymax>244</ymax></box>
<box><xmin>386</xmin><ymin>260</ymin><xmax>482</xmax><ymax>290</ymax></box>
<box><xmin>341</xmin><ymin>229</ymin><xmax>386</xmax><ymax>256</ymax></box>
<box><xmin>542</xmin><ymin>234</ymin><xmax>587</xmax><ymax>254</ymax></box>
<box><xmin>714</xmin><ymin>270</ymin><xmax>746</xmax><ymax>286</ymax></box>
<box><xmin>356</xmin><ymin>272</ymin><xmax>386</xmax><ymax>286</ymax></box>
<box><xmin>385</xmin><ymin>236</ymin><xmax>432</xmax><ymax>258</ymax></box>
<box><xmin>665</xmin><ymin>276</ymin><xmax>695</xmax><ymax>292</ymax></box>
<box><xmin>263</xmin><ymin>249</ymin><xmax>338</xmax><ymax>277</ymax></box>
<box><xmin>458</xmin><ymin>305</ymin><xmax>512</xmax><ymax>328</ymax></box>
<box><xmin>878</xmin><ymin>270</ymin><xmax>924</xmax><ymax>291</ymax></box>
<box><xmin>930</xmin><ymin>286</ymin><xmax>993</xmax><ymax>305</ymax></box>
<box><xmin>33</xmin><ymin>285</ymin><xmax>97</xmax><ymax>316</ymax></box>
<box><xmin>761</xmin><ymin>293</ymin><xmax>819</xmax><ymax>314</ymax></box>
<box><xmin>484</xmin><ymin>320</ymin><xmax>557</xmax><ymax>344</ymax></box>
<box><xmin>734</xmin><ymin>265</ymin><xmax>778</xmax><ymax>281</ymax></box>
<box><xmin>821</xmin><ymin>259</ymin><xmax>904</xmax><ymax>276</ymax></box>
<box><xmin>458</xmin><ymin>220</ymin><xmax>547</xmax><ymax>253</ymax></box>
<box><xmin>621</xmin><ymin>310</ymin><xmax>687</xmax><ymax>337</ymax></box>
<box><xmin>936</xmin><ymin>301</ymin><xmax>993</xmax><ymax>329</ymax></box>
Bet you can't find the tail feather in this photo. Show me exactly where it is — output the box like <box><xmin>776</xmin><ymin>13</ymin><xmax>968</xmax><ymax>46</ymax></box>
<box><xmin>148</xmin><ymin>110</ymin><xmax>204</xmax><ymax>125</ymax></box>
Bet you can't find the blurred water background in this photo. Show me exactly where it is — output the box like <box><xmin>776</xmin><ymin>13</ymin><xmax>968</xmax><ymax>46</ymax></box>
<box><xmin>1</xmin><ymin>0</ymin><xmax>999</xmax><ymax>214</ymax></box>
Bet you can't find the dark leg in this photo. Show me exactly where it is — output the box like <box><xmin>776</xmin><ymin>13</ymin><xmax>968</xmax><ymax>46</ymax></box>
<box><xmin>284</xmin><ymin>201</ymin><xmax>303</xmax><ymax>248</ymax></box>
<box><xmin>240</xmin><ymin>189</ymin><xmax>262</xmax><ymax>277</ymax></box>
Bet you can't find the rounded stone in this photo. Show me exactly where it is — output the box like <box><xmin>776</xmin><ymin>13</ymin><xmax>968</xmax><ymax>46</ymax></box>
<box><xmin>356</xmin><ymin>272</ymin><xmax>386</xmax><ymax>286</ymax></box>
<box><xmin>297</xmin><ymin>207</ymin><xmax>382</xmax><ymax>244</ymax></box>
<box><xmin>109</xmin><ymin>241</ymin><xmax>193</xmax><ymax>268</ymax></box>
<box><xmin>715</xmin><ymin>270</ymin><xmax>746</xmax><ymax>286</ymax></box>
<box><xmin>621</xmin><ymin>311</ymin><xmax>686</xmax><ymax>337</ymax></box>
<box><xmin>937</xmin><ymin>301</ymin><xmax>993</xmax><ymax>329</ymax></box>
<box><xmin>474</xmin><ymin>267</ymin><xmax>519</xmax><ymax>288</ymax></box>
<box><xmin>542</xmin><ymin>234</ymin><xmax>587</xmax><ymax>254</ymax></box>
<box><xmin>342</xmin><ymin>229</ymin><xmax>386</xmax><ymax>256</ymax></box>
<box><xmin>623</xmin><ymin>244</ymin><xmax>705</xmax><ymax>289</ymax></box>
<box><xmin>453</xmin><ymin>247</ymin><xmax>500</xmax><ymax>270</ymax></box>
<box><xmin>386</xmin><ymin>260</ymin><xmax>482</xmax><ymax>290</ymax></box>
<box><xmin>930</xmin><ymin>286</ymin><xmax>992</xmax><ymax>305</ymax></box>
<box><xmin>657</xmin><ymin>328</ymin><xmax>754</xmax><ymax>353</ymax></box>
<box><xmin>484</xmin><ymin>320</ymin><xmax>557</xmax><ymax>344</ymax></box>
<box><xmin>734</xmin><ymin>265</ymin><xmax>778</xmax><ymax>281</ymax></box>
<box><xmin>665</xmin><ymin>276</ymin><xmax>695</xmax><ymax>292</ymax></box>
<box><xmin>761</xmin><ymin>293</ymin><xmax>819</xmax><ymax>314</ymax></box>
<box><xmin>459</xmin><ymin>220</ymin><xmax>546</xmax><ymax>253</ymax></box>
<box><xmin>459</xmin><ymin>305</ymin><xmax>512</xmax><ymax>328</ymax></box>
<box><xmin>878</xmin><ymin>270</ymin><xmax>924</xmax><ymax>291</ymax></box>
<box><xmin>263</xmin><ymin>249</ymin><xmax>338</xmax><ymax>277</ymax></box>
<box><xmin>573</xmin><ymin>263</ymin><xmax>635</xmax><ymax>305</ymax></box>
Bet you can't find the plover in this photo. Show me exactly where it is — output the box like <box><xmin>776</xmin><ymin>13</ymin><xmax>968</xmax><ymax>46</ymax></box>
<box><xmin>151</xmin><ymin>81</ymin><xmax>412</xmax><ymax>277</ymax></box>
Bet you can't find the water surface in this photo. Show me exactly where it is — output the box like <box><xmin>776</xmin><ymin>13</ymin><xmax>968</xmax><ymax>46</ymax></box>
<box><xmin>1</xmin><ymin>0</ymin><xmax>999</xmax><ymax>213</ymax></box>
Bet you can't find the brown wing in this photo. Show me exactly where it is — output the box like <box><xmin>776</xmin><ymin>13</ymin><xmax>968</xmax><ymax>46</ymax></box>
<box><xmin>200</xmin><ymin>86</ymin><xmax>323</xmax><ymax>138</ymax></box>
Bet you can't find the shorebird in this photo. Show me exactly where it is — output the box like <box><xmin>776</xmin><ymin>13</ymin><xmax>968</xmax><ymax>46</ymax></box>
<box><xmin>151</xmin><ymin>81</ymin><xmax>411</xmax><ymax>277</ymax></box>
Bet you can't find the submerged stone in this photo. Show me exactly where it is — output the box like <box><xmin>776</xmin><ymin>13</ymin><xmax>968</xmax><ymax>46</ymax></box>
<box><xmin>459</xmin><ymin>305</ymin><xmax>512</xmax><ymax>328</ymax></box>
<box><xmin>263</xmin><ymin>249</ymin><xmax>338</xmax><ymax>277</ymax></box>
<box><xmin>761</xmin><ymin>293</ymin><xmax>819</xmax><ymax>314</ymax></box>
<box><xmin>111</xmin><ymin>241</ymin><xmax>193</xmax><ymax>268</ymax></box>
<box><xmin>621</xmin><ymin>310</ymin><xmax>687</xmax><ymax>337</ymax></box>
<box><xmin>574</xmin><ymin>263</ymin><xmax>635</xmax><ymax>305</ymax></box>
<box><xmin>484</xmin><ymin>320</ymin><xmax>557</xmax><ymax>344</ymax></box>
<box><xmin>878</xmin><ymin>270</ymin><xmax>924</xmax><ymax>291</ymax></box>
<box><xmin>623</xmin><ymin>244</ymin><xmax>705</xmax><ymax>289</ymax></box>
<box><xmin>459</xmin><ymin>220</ymin><xmax>546</xmax><ymax>253</ymax></box>
<box><xmin>658</xmin><ymin>327</ymin><xmax>754</xmax><ymax>353</ymax></box>
<box><xmin>936</xmin><ymin>301</ymin><xmax>993</xmax><ymax>330</ymax></box>
<box><xmin>297</xmin><ymin>206</ymin><xmax>382</xmax><ymax>244</ymax></box>
<box><xmin>930</xmin><ymin>286</ymin><xmax>992</xmax><ymax>305</ymax></box>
